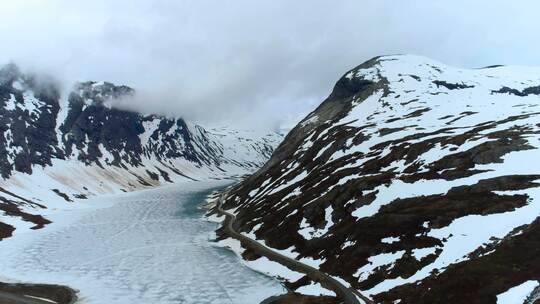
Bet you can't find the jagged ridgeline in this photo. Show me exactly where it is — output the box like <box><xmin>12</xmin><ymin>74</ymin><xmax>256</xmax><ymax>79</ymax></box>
<box><xmin>220</xmin><ymin>55</ymin><xmax>540</xmax><ymax>303</ymax></box>
<box><xmin>0</xmin><ymin>63</ymin><xmax>280</xmax><ymax>240</ymax></box>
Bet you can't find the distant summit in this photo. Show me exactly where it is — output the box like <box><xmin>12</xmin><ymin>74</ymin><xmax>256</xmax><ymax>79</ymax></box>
<box><xmin>0</xmin><ymin>63</ymin><xmax>281</xmax><ymax>240</ymax></box>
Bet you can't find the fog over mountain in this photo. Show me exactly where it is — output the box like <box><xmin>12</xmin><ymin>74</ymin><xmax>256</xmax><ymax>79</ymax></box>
<box><xmin>2</xmin><ymin>1</ymin><xmax>540</xmax><ymax>129</ymax></box>
<box><xmin>3</xmin><ymin>2</ymin><xmax>540</xmax><ymax>304</ymax></box>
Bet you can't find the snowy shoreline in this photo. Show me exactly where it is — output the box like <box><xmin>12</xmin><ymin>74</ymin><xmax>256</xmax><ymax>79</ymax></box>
<box><xmin>204</xmin><ymin>191</ymin><xmax>343</xmax><ymax>299</ymax></box>
<box><xmin>0</xmin><ymin>180</ymin><xmax>284</xmax><ymax>304</ymax></box>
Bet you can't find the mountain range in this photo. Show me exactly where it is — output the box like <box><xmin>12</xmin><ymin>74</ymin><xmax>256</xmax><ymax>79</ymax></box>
<box><xmin>0</xmin><ymin>63</ymin><xmax>281</xmax><ymax>241</ymax></box>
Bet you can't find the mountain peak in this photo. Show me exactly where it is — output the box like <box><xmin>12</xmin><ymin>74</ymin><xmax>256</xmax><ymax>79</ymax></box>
<box><xmin>0</xmin><ymin>62</ymin><xmax>22</xmax><ymax>87</ymax></box>
<box><xmin>73</xmin><ymin>81</ymin><xmax>135</xmax><ymax>107</ymax></box>
<box><xmin>218</xmin><ymin>55</ymin><xmax>540</xmax><ymax>303</ymax></box>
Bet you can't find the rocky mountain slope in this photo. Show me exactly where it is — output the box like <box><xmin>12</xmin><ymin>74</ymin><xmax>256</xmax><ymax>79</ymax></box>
<box><xmin>0</xmin><ymin>63</ymin><xmax>281</xmax><ymax>241</ymax></box>
<box><xmin>218</xmin><ymin>55</ymin><xmax>540</xmax><ymax>303</ymax></box>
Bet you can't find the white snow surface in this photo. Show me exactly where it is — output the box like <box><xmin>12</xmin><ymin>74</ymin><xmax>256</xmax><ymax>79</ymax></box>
<box><xmin>296</xmin><ymin>282</ymin><xmax>336</xmax><ymax>297</ymax></box>
<box><xmin>497</xmin><ymin>280</ymin><xmax>539</xmax><ymax>304</ymax></box>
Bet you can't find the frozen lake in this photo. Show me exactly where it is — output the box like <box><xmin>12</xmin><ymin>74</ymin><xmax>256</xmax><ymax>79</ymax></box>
<box><xmin>0</xmin><ymin>181</ymin><xmax>284</xmax><ymax>303</ymax></box>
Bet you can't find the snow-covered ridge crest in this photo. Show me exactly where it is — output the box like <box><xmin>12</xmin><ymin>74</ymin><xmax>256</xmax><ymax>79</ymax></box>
<box><xmin>0</xmin><ymin>63</ymin><xmax>281</xmax><ymax>241</ymax></box>
<box><xmin>219</xmin><ymin>55</ymin><xmax>540</xmax><ymax>303</ymax></box>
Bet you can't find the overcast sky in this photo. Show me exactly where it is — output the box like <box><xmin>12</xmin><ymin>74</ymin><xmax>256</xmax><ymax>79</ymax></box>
<box><xmin>1</xmin><ymin>1</ymin><xmax>540</xmax><ymax>129</ymax></box>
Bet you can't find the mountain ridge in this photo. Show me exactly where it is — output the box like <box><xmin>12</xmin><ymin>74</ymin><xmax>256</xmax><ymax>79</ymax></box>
<box><xmin>216</xmin><ymin>55</ymin><xmax>540</xmax><ymax>303</ymax></box>
<box><xmin>0</xmin><ymin>63</ymin><xmax>281</xmax><ymax>241</ymax></box>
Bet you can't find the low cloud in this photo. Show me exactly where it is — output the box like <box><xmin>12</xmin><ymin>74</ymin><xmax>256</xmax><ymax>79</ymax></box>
<box><xmin>2</xmin><ymin>1</ymin><xmax>540</xmax><ymax>129</ymax></box>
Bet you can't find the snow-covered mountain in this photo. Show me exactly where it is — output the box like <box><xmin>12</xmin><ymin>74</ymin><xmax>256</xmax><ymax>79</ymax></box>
<box><xmin>218</xmin><ymin>55</ymin><xmax>540</xmax><ymax>303</ymax></box>
<box><xmin>0</xmin><ymin>63</ymin><xmax>281</xmax><ymax>241</ymax></box>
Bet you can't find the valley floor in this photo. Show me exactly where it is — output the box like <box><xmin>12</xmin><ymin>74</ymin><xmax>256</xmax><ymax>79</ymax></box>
<box><xmin>0</xmin><ymin>180</ymin><xmax>284</xmax><ymax>304</ymax></box>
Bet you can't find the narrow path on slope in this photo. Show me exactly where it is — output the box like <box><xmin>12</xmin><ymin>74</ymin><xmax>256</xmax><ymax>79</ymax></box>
<box><xmin>215</xmin><ymin>193</ymin><xmax>374</xmax><ymax>304</ymax></box>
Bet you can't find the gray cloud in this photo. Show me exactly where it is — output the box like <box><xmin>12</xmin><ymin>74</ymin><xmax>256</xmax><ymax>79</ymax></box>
<box><xmin>2</xmin><ymin>1</ymin><xmax>540</xmax><ymax>129</ymax></box>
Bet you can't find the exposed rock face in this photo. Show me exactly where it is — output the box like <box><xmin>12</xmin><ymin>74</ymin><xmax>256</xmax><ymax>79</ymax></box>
<box><xmin>0</xmin><ymin>64</ymin><xmax>281</xmax><ymax>240</ymax></box>
<box><xmin>59</xmin><ymin>81</ymin><xmax>210</xmax><ymax>168</ymax></box>
<box><xmin>220</xmin><ymin>55</ymin><xmax>540</xmax><ymax>303</ymax></box>
<box><xmin>0</xmin><ymin>63</ymin><xmax>62</xmax><ymax>178</ymax></box>
<box><xmin>0</xmin><ymin>281</ymin><xmax>76</xmax><ymax>304</ymax></box>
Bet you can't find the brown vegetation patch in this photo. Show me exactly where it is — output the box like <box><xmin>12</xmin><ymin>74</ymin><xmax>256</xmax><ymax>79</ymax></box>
<box><xmin>0</xmin><ymin>222</ymin><xmax>15</xmax><ymax>240</ymax></box>
<box><xmin>261</xmin><ymin>293</ymin><xmax>340</xmax><ymax>304</ymax></box>
<box><xmin>0</xmin><ymin>199</ymin><xmax>51</xmax><ymax>230</ymax></box>
<box><xmin>0</xmin><ymin>282</ymin><xmax>76</xmax><ymax>304</ymax></box>
<box><xmin>374</xmin><ymin>216</ymin><xmax>540</xmax><ymax>304</ymax></box>
<box><xmin>52</xmin><ymin>189</ymin><xmax>73</xmax><ymax>202</ymax></box>
<box><xmin>261</xmin><ymin>293</ymin><xmax>342</xmax><ymax>304</ymax></box>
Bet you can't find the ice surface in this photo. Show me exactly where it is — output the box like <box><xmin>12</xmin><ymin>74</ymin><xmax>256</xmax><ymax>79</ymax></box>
<box><xmin>0</xmin><ymin>181</ymin><xmax>284</xmax><ymax>304</ymax></box>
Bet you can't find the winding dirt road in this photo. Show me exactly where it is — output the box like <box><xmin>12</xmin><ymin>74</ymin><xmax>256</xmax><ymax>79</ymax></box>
<box><xmin>215</xmin><ymin>193</ymin><xmax>374</xmax><ymax>304</ymax></box>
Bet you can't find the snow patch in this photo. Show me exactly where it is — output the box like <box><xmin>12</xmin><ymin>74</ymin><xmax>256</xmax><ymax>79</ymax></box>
<box><xmin>497</xmin><ymin>280</ymin><xmax>539</xmax><ymax>304</ymax></box>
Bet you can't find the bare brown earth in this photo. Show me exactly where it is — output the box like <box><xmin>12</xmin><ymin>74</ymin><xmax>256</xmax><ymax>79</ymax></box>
<box><xmin>0</xmin><ymin>198</ymin><xmax>51</xmax><ymax>242</ymax></box>
<box><xmin>0</xmin><ymin>221</ymin><xmax>14</xmax><ymax>240</ymax></box>
<box><xmin>0</xmin><ymin>201</ymin><xmax>51</xmax><ymax>231</ymax></box>
<box><xmin>0</xmin><ymin>282</ymin><xmax>77</xmax><ymax>304</ymax></box>
<box><xmin>375</xmin><ymin>216</ymin><xmax>540</xmax><ymax>304</ymax></box>
<box><xmin>0</xmin><ymin>189</ymin><xmax>52</xmax><ymax>241</ymax></box>
<box><xmin>261</xmin><ymin>292</ymin><xmax>341</xmax><ymax>304</ymax></box>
